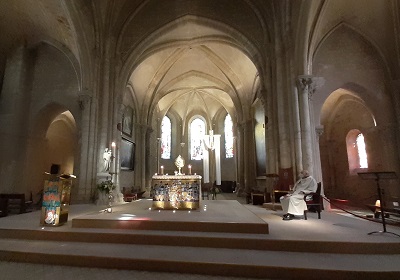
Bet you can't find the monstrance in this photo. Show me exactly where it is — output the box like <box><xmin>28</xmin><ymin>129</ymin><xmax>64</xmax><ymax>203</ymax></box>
<box><xmin>175</xmin><ymin>155</ymin><xmax>185</xmax><ymax>175</ymax></box>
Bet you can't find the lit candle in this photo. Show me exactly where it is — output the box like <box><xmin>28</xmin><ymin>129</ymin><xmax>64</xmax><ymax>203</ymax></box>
<box><xmin>188</xmin><ymin>164</ymin><xmax>192</xmax><ymax>175</ymax></box>
<box><xmin>160</xmin><ymin>165</ymin><xmax>164</xmax><ymax>175</ymax></box>
<box><xmin>110</xmin><ymin>142</ymin><xmax>116</xmax><ymax>173</ymax></box>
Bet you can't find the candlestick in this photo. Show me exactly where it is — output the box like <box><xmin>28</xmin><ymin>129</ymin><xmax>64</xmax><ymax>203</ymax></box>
<box><xmin>110</xmin><ymin>142</ymin><xmax>116</xmax><ymax>173</ymax></box>
<box><xmin>160</xmin><ymin>165</ymin><xmax>164</xmax><ymax>175</ymax></box>
<box><xmin>188</xmin><ymin>164</ymin><xmax>192</xmax><ymax>175</ymax></box>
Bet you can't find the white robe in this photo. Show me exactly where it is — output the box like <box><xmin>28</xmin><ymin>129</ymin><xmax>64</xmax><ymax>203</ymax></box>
<box><xmin>280</xmin><ymin>176</ymin><xmax>317</xmax><ymax>215</ymax></box>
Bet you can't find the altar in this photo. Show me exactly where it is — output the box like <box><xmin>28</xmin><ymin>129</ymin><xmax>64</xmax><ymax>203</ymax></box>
<box><xmin>151</xmin><ymin>174</ymin><xmax>202</xmax><ymax>210</ymax></box>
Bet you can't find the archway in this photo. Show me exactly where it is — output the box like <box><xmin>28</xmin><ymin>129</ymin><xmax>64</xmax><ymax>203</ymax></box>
<box><xmin>120</xmin><ymin>15</ymin><xmax>260</xmax><ymax>191</ymax></box>
<box><xmin>319</xmin><ymin>89</ymin><xmax>376</xmax><ymax>203</ymax></box>
<box><xmin>25</xmin><ymin>107</ymin><xmax>77</xmax><ymax>202</ymax></box>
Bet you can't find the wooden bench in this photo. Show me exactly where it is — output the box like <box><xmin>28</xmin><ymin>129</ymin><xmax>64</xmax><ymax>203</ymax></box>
<box><xmin>0</xmin><ymin>193</ymin><xmax>30</xmax><ymax>216</ymax></box>
<box><xmin>123</xmin><ymin>193</ymin><xmax>138</xmax><ymax>202</ymax></box>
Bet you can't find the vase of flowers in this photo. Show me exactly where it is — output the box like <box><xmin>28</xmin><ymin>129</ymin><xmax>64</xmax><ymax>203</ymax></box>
<box><xmin>97</xmin><ymin>180</ymin><xmax>116</xmax><ymax>207</ymax></box>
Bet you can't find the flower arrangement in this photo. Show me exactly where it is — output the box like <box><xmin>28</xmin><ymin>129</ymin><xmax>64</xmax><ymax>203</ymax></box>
<box><xmin>97</xmin><ymin>179</ymin><xmax>115</xmax><ymax>193</ymax></box>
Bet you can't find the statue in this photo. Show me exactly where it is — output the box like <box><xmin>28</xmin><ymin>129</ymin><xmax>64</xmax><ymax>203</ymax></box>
<box><xmin>103</xmin><ymin>148</ymin><xmax>112</xmax><ymax>172</ymax></box>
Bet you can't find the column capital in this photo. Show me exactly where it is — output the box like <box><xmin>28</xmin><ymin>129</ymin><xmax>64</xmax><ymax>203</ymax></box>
<box><xmin>315</xmin><ymin>126</ymin><xmax>324</xmax><ymax>137</ymax></box>
<box><xmin>296</xmin><ymin>76</ymin><xmax>325</xmax><ymax>100</ymax></box>
<box><xmin>296</xmin><ymin>75</ymin><xmax>313</xmax><ymax>91</ymax></box>
<box><xmin>78</xmin><ymin>90</ymin><xmax>93</xmax><ymax>110</ymax></box>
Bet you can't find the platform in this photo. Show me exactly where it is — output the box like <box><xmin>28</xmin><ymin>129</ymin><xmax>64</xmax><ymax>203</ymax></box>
<box><xmin>71</xmin><ymin>199</ymin><xmax>269</xmax><ymax>234</ymax></box>
<box><xmin>0</xmin><ymin>196</ymin><xmax>400</xmax><ymax>279</ymax></box>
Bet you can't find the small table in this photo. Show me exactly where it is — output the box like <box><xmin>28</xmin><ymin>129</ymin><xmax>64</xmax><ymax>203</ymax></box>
<box><xmin>274</xmin><ymin>190</ymin><xmax>289</xmax><ymax>203</ymax></box>
<box><xmin>251</xmin><ymin>193</ymin><xmax>265</xmax><ymax>205</ymax></box>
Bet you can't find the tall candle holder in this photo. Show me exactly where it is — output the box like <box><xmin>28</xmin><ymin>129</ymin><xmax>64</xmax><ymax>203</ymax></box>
<box><xmin>107</xmin><ymin>189</ymin><xmax>114</xmax><ymax>213</ymax></box>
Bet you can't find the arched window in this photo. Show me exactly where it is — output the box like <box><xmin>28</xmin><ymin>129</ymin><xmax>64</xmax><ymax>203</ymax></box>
<box><xmin>190</xmin><ymin>118</ymin><xmax>205</xmax><ymax>160</ymax></box>
<box><xmin>224</xmin><ymin>114</ymin><xmax>234</xmax><ymax>158</ymax></box>
<box><xmin>346</xmin><ymin>129</ymin><xmax>368</xmax><ymax>174</ymax></box>
<box><xmin>356</xmin><ymin>133</ymin><xmax>368</xmax><ymax>168</ymax></box>
<box><xmin>161</xmin><ymin>116</ymin><xmax>171</xmax><ymax>159</ymax></box>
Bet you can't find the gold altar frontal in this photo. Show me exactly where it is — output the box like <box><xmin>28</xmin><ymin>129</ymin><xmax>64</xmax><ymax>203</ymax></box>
<box><xmin>151</xmin><ymin>174</ymin><xmax>201</xmax><ymax>210</ymax></box>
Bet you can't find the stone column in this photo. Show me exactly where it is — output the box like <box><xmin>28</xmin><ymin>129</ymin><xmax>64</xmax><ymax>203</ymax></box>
<box><xmin>145</xmin><ymin>125</ymin><xmax>154</xmax><ymax>192</ymax></box>
<box><xmin>139</xmin><ymin>124</ymin><xmax>147</xmax><ymax>191</ymax></box>
<box><xmin>262</xmin><ymin>89</ymin><xmax>277</xmax><ymax>174</ymax></box>
<box><xmin>258</xmin><ymin>91</ymin><xmax>270</xmax><ymax>173</ymax></box>
<box><xmin>0</xmin><ymin>47</ymin><xmax>32</xmax><ymax>192</ymax></box>
<box><xmin>112</xmin><ymin>102</ymin><xmax>124</xmax><ymax>203</ymax></box>
<box><xmin>296</xmin><ymin>76</ymin><xmax>314</xmax><ymax>172</ymax></box>
<box><xmin>243</xmin><ymin>119</ymin><xmax>256</xmax><ymax>191</ymax></box>
<box><xmin>214</xmin><ymin>135</ymin><xmax>221</xmax><ymax>185</ymax></box>
<box><xmin>391</xmin><ymin>80</ymin><xmax>400</xmax><ymax>162</ymax></box>
<box><xmin>314</xmin><ymin>127</ymin><xmax>324</xmax><ymax>192</ymax></box>
<box><xmin>296</xmin><ymin>76</ymin><xmax>324</xmax><ymax>175</ymax></box>
<box><xmin>292</xmin><ymin>85</ymin><xmax>303</xmax><ymax>174</ymax></box>
<box><xmin>236</xmin><ymin>122</ymin><xmax>245</xmax><ymax>193</ymax></box>
<box><xmin>309</xmin><ymin>77</ymin><xmax>324</xmax><ymax>180</ymax></box>
<box><xmin>74</xmin><ymin>90</ymin><xmax>96</xmax><ymax>203</ymax></box>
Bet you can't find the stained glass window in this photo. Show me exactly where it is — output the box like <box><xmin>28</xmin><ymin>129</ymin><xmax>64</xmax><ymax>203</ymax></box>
<box><xmin>161</xmin><ymin>116</ymin><xmax>171</xmax><ymax>159</ymax></box>
<box><xmin>224</xmin><ymin>114</ymin><xmax>234</xmax><ymax>158</ymax></box>
<box><xmin>190</xmin><ymin>118</ymin><xmax>205</xmax><ymax>160</ymax></box>
<box><xmin>356</xmin><ymin>133</ymin><xmax>368</xmax><ymax>168</ymax></box>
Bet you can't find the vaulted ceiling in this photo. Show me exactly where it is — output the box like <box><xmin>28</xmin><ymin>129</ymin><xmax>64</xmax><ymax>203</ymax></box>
<box><xmin>0</xmin><ymin>0</ymin><xmax>398</xmax><ymax>125</ymax></box>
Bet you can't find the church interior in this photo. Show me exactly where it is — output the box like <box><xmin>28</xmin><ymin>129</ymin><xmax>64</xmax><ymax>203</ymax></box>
<box><xmin>1</xmin><ymin>0</ymin><xmax>400</xmax><ymax>278</ymax></box>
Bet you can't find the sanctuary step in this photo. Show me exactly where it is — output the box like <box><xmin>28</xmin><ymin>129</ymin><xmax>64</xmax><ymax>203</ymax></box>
<box><xmin>0</xmin><ymin>236</ymin><xmax>399</xmax><ymax>280</ymax></box>
<box><xmin>71</xmin><ymin>200</ymin><xmax>269</xmax><ymax>234</ymax></box>
<box><xmin>0</xmin><ymin>203</ymin><xmax>400</xmax><ymax>279</ymax></box>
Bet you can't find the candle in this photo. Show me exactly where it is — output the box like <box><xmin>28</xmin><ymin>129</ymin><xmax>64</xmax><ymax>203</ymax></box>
<box><xmin>188</xmin><ymin>164</ymin><xmax>192</xmax><ymax>175</ymax></box>
<box><xmin>160</xmin><ymin>165</ymin><xmax>164</xmax><ymax>175</ymax></box>
<box><xmin>110</xmin><ymin>142</ymin><xmax>116</xmax><ymax>173</ymax></box>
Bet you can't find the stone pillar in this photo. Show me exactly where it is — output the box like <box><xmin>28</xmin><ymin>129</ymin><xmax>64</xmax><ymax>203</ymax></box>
<box><xmin>258</xmin><ymin>91</ymin><xmax>270</xmax><ymax>174</ymax></box>
<box><xmin>145</xmin><ymin>125</ymin><xmax>154</xmax><ymax>192</ymax></box>
<box><xmin>314</xmin><ymin>127</ymin><xmax>324</xmax><ymax>193</ymax></box>
<box><xmin>263</xmin><ymin>89</ymin><xmax>277</xmax><ymax>174</ymax></box>
<box><xmin>233</xmin><ymin>135</ymin><xmax>239</xmax><ymax>193</ymax></box>
<box><xmin>0</xmin><ymin>47</ymin><xmax>32</xmax><ymax>192</ymax></box>
<box><xmin>276</xmin><ymin>59</ymin><xmax>291</xmax><ymax>170</ymax></box>
<box><xmin>391</xmin><ymin>80</ymin><xmax>400</xmax><ymax>162</ymax></box>
<box><xmin>296</xmin><ymin>76</ymin><xmax>324</xmax><ymax>175</ymax></box>
<box><xmin>112</xmin><ymin>102</ymin><xmax>124</xmax><ymax>203</ymax></box>
<box><xmin>243</xmin><ymin>119</ymin><xmax>256</xmax><ymax>191</ymax></box>
<box><xmin>292</xmin><ymin>85</ymin><xmax>303</xmax><ymax>174</ymax></box>
<box><xmin>296</xmin><ymin>76</ymin><xmax>313</xmax><ymax>172</ymax></box>
<box><xmin>74</xmin><ymin>90</ymin><xmax>97</xmax><ymax>203</ymax></box>
<box><xmin>139</xmin><ymin>124</ymin><xmax>147</xmax><ymax>191</ymax></box>
<box><xmin>236</xmin><ymin>122</ymin><xmax>245</xmax><ymax>193</ymax></box>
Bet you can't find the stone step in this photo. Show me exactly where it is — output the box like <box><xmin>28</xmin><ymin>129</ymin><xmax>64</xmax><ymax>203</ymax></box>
<box><xmin>0</xmin><ymin>237</ymin><xmax>399</xmax><ymax>279</ymax></box>
<box><xmin>1</xmin><ymin>227</ymin><xmax>399</xmax><ymax>254</ymax></box>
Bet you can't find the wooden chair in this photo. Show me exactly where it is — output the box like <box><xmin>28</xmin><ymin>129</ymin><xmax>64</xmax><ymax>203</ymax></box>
<box><xmin>202</xmin><ymin>183</ymin><xmax>211</xmax><ymax>200</ymax></box>
<box><xmin>304</xmin><ymin>182</ymin><xmax>322</xmax><ymax>220</ymax></box>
